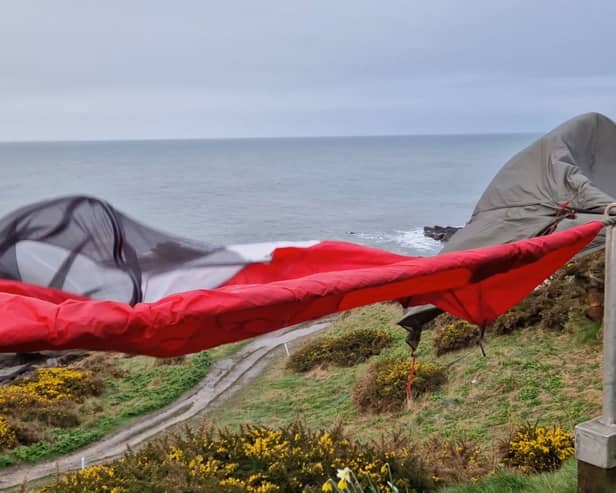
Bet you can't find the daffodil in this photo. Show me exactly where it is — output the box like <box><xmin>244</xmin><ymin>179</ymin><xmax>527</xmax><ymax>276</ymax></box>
<box><xmin>337</xmin><ymin>467</ymin><xmax>352</xmax><ymax>482</ymax></box>
<box><xmin>337</xmin><ymin>479</ymin><xmax>349</xmax><ymax>490</ymax></box>
<box><xmin>321</xmin><ymin>481</ymin><xmax>334</xmax><ymax>492</ymax></box>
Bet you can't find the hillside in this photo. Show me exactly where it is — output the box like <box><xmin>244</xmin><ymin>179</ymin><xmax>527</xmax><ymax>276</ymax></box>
<box><xmin>11</xmin><ymin>251</ymin><xmax>606</xmax><ymax>491</ymax></box>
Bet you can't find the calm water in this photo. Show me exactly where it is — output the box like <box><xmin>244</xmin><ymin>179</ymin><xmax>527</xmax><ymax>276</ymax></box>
<box><xmin>0</xmin><ymin>134</ymin><xmax>537</xmax><ymax>256</ymax></box>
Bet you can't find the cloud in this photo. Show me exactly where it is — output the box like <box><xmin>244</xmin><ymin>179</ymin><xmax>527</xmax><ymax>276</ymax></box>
<box><xmin>1</xmin><ymin>0</ymin><xmax>615</xmax><ymax>140</ymax></box>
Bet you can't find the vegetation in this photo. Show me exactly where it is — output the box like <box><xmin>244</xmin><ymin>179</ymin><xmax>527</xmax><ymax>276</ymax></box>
<box><xmin>353</xmin><ymin>358</ymin><xmax>447</xmax><ymax>413</ymax></box>
<box><xmin>0</xmin><ymin>368</ymin><xmax>103</xmax><ymax>453</ymax></box>
<box><xmin>34</xmin><ymin>421</ymin><xmax>434</xmax><ymax>493</ymax></box>
<box><xmin>433</xmin><ymin>320</ymin><xmax>480</xmax><ymax>356</ymax></box>
<box><xmin>287</xmin><ymin>328</ymin><xmax>393</xmax><ymax>373</ymax></box>
<box><xmin>0</xmin><ymin>351</ymin><xmax>211</xmax><ymax>466</ymax></box>
<box><xmin>439</xmin><ymin>460</ymin><xmax>577</xmax><ymax>493</ymax></box>
<box><xmin>207</xmin><ymin>300</ymin><xmax>601</xmax><ymax>449</ymax></box>
<box><xmin>500</xmin><ymin>424</ymin><xmax>574</xmax><ymax>473</ymax></box>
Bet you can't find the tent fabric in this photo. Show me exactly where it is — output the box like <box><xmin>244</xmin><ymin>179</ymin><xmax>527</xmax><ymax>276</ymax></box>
<box><xmin>0</xmin><ymin>196</ymin><xmax>320</xmax><ymax>305</ymax></box>
<box><xmin>443</xmin><ymin>112</ymin><xmax>616</xmax><ymax>254</ymax></box>
<box><xmin>399</xmin><ymin>112</ymin><xmax>616</xmax><ymax>333</ymax></box>
<box><xmin>0</xmin><ymin>220</ymin><xmax>603</xmax><ymax>357</ymax></box>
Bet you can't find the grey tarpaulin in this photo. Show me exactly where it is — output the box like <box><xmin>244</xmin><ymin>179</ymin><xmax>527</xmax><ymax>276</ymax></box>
<box><xmin>399</xmin><ymin>112</ymin><xmax>616</xmax><ymax>343</ymax></box>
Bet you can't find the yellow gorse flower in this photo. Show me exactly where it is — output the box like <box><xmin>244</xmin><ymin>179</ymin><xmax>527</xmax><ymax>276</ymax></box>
<box><xmin>0</xmin><ymin>416</ymin><xmax>16</xmax><ymax>449</ymax></box>
<box><xmin>505</xmin><ymin>425</ymin><xmax>575</xmax><ymax>472</ymax></box>
<box><xmin>35</xmin><ymin>423</ymin><xmax>412</xmax><ymax>493</ymax></box>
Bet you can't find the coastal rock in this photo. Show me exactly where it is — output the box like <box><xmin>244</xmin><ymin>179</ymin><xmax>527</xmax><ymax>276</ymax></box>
<box><xmin>423</xmin><ymin>225</ymin><xmax>460</xmax><ymax>242</ymax></box>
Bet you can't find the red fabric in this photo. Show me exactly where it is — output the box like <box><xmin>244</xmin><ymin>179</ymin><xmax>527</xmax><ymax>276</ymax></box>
<box><xmin>0</xmin><ymin>221</ymin><xmax>603</xmax><ymax>357</ymax></box>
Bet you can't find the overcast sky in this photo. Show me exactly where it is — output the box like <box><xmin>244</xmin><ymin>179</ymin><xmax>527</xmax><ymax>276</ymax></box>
<box><xmin>1</xmin><ymin>1</ymin><xmax>615</xmax><ymax>141</ymax></box>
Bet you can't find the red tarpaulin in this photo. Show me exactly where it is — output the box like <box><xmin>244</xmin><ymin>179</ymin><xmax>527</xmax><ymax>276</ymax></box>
<box><xmin>0</xmin><ymin>220</ymin><xmax>603</xmax><ymax>357</ymax></box>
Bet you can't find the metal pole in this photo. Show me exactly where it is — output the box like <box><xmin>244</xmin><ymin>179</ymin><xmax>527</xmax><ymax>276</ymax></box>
<box><xmin>603</xmin><ymin>208</ymin><xmax>616</xmax><ymax>425</ymax></box>
<box><xmin>576</xmin><ymin>204</ymin><xmax>616</xmax><ymax>492</ymax></box>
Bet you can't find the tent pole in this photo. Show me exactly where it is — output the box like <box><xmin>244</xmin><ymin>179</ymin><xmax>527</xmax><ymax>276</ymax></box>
<box><xmin>575</xmin><ymin>203</ymin><xmax>616</xmax><ymax>492</ymax></box>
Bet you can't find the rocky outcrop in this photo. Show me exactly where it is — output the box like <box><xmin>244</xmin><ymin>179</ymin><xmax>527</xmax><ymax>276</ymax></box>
<box><xmin>423</xmin><ymin>225</ymin><xmax>460</xmax><ymax>242</ymax></box>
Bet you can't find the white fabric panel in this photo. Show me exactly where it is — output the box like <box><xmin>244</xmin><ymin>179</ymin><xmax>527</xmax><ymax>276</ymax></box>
<box><xmin>15</xmin><ymin>240</ymin><xmax>131</xmax><ymax>300</ymax></box>
<box><xmin>15</xmin><ymin>239</ymin><xmax>320</xmax><ymax>303</ymax></box>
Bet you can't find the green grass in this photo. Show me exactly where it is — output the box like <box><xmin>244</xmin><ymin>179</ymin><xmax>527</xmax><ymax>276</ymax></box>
<box><xmin>0</xmin><ymin>351</ymin><xmax>212</xmax><ymax>466</ymax></box>
<box><xmin>438</xmin><ymin>459</ymin><xmax>576</xmax><ymax>493</ymax></box>
<box><xmin>209</xmin><ymin>304</ymin><xmax>602</xmax><ymax>448</ymax></box>
<box><xmin>106</xmin><ymin>351</ymin><xmax>211</xmax><ymax>418</ymax></box>
<box><xmin>205</xmin><ymin>303</ymin><xmax>601</xmax><ymax>490</ymax></box>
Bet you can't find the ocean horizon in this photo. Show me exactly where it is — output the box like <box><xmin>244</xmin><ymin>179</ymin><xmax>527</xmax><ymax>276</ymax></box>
<box><xmin>0</xmin><ymin>133</ymin><xmax>538</xmax><ymax>256</ymax></box>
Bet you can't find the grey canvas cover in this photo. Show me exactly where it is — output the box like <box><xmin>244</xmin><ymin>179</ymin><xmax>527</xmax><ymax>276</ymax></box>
<box><xmin>399</xmin><ymin>112</ymin><xmax>616</xmax><ymax>337</ymax></box>
<box><xmin>443</xmin><ymin>112</ymin><xmax>616</xmax><ymax>254</ymax></box>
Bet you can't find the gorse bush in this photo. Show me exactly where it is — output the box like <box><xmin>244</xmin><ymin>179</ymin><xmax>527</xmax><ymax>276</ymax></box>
<box><xmin>287</xmin><ymin>328</ymin><xmax>393</xmax><ymax>373</ymax></box>
<box><xmin>419</xmin><ymin>438</ymin><xmax>492</xmax><ymax>487</ymax></box>
<box><xmin>0</xmin><ymin>417</ymin><xmax>16</xmax><ymax>450</ymax></box>
<box><xmin>501</xmin><ymin>424</ymin><xmax>574</xmax><ymax>473</ymax></box>
<box><xmin>433</xmin><ymin>320</ymin><xmax>480</xmax><ymax>356</ymax></box>
<box><xmin>0</xmin><ymin>368</ymin><xmax>103</xmax><ymax>409</ymax></box>
<box><xmin>0</xmin><ymin>367</ymin><xmax>103</xmax><ymax>452</ymax></box>
<box><xmin>0</xmin><ymin>352</ymin><xmax>213</xmax><ymax>465</ymax></box>
<box><xmin>353</xmin><ymin>358</ymin><xmax>447</xmax><ymax>414</ymax></box>
<box><xmin>35</xmin><ymin>421</ymin><xmax>435</xmax><ymax>493</ymax></box>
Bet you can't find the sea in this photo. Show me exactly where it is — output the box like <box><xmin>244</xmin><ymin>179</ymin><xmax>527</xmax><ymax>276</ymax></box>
<box><xmin>0</xmin><ymin>134</ymin><xmax>537</xmax><ymax>257</ymax></box>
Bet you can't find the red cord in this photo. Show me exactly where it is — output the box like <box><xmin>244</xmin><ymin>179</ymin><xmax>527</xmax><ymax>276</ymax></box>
<box><xmin>546</xmin><ymin>201</ymin><xmax>573</xmax><ymax>234</ymax></box>
<box><xmin>405</xmin><ymin>353</ymin><xmax>418</xmax><ymax>399</ymax></box>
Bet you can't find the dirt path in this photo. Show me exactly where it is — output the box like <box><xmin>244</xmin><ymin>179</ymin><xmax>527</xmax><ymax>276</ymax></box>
<box><xmin>0</xmin><ymin>320</ymin><xmax>331</xmax><ymax>490</ymax></box>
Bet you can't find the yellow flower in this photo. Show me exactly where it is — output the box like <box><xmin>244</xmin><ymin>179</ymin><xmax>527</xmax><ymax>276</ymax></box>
<box><xmin>338</xmin><ymin>479</ymin><xmax>349</xmax><ymax>490</ymax></box>
<box><xmin>322</xmin><ymin>481</ymin><xmax>334</xmax><ymax>492</ymax></box>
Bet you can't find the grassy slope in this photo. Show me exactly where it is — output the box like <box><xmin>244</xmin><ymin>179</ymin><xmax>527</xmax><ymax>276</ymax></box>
<box><xmin>440</xmin><ymin>459</ymin><xmax>576</xmax><ymax>493</ymax></box>
<box><xmin>207</xmin><ymin>303</ymin><xmax>602</xmax><ymax>491</ymax></box>
<box><xmin>0</xmin><ymin>349</ymin><xmax>218</xmax><ymax>466</ymax></box>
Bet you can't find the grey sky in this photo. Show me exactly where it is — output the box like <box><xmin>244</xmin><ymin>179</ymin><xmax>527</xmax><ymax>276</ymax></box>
<box><xmin>1</xmin><ymin>1</ymin><xmax>615</xmax><ymax>140</ymax></box>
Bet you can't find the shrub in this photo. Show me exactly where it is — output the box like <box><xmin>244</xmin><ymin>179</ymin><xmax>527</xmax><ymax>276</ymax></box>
<box><xmin>287</xmin><ymin>328</ymin><xmax>393</xmax><ymax>373</ymax></box>
<box><xmin>0</xmin><ymin>367</ymin><xmax>103</xmax><ymax>452</ymax></box>
<box><xmin>419</xmin><ymin>437</ymin><xmax>493</xmax><ymax>486</ymax></box>
<box><xmin>0</xmin><ymin>417</ymin><xmax>16</xmax><ymax>450</ymax></box>
<box><xmin>433</xmin><ymin>320</ymin><xmax>480</xmax><ymax>355</ymax></box>
<box><xmin>0</xmin><ymin>368</ymin><xmax>103</xmax><ymax>409</ymax></box>
<box><xmin>500</xmin><ymin>424</ymin><xmax>574</xmax><ymax>473</ymax></box>
<box><xmin>35</xmin><ymin>421</ymin><xmax>435</xmax><ymax>493</ymax></box>
<box><xmin>353</xmin><ymin>357</ymin><xmax>447</xmax><ymax>413</ymax></box>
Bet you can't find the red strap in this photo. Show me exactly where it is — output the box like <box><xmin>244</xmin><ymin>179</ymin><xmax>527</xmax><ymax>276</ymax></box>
<box><xmin>546</xmin><ymin>201</ymin><xmax>574</xmax><ymax>235</ymax></box>
<box><xmin>405</xmin><ymin>353</ymin><xmax>418</xmax><ymax>399</ymax></box>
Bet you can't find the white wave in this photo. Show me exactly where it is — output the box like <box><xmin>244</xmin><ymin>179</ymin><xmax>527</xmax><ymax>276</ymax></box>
<box><xmin>348</xmin><ymin>228</ymin><xmax>442</xmax><ymax>255</ymax></box>
<box><xmin>392</xmin><ymin>229</ymin><xmax>442</xmax><ymax>254</ymax></box>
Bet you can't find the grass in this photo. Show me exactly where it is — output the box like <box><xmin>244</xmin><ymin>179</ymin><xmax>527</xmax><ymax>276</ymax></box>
<box><xmin>438</xmin><ymin>459</ymin><xmax>576</xmax><ymax>492</ymax></box>
<box><xmin>105</xmin><ymin>351</ymin><xmax>211</xmax><ymax>418</ymax></box>
<box><xmin>208</xmin><ymin>304</ymin><xmax>602</xmax><ymax>449</ymax></box>
<box><xmin>0</xmin><ymin>350</ymin><xmax>213</xmax><ymax>466</ymax></box>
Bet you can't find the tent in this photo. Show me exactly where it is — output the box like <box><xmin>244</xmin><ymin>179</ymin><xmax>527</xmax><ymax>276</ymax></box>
<box><xmin>0</xmin><ymin>194</ymin><xmax>605</xmax><ymax>356</ymax></box>
<box><xmin>399</xmin><ymin>112</ymin><xmax>616</xmax><ymax>338</ymax></box>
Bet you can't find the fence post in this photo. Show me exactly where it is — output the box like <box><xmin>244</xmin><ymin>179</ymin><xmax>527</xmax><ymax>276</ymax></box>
<box><xmin>575</xmin><ymin>204</ymin><xmax>616</xmax><ymax>492</ymax></box>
